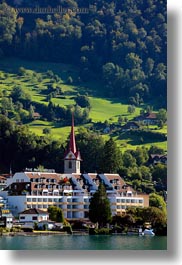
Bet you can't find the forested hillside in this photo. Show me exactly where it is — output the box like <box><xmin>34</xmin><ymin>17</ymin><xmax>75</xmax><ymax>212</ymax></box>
<box><xmin>0</xmin><ymin>0</ymin><xmax>167</xmax><ymax>195</ymax></box>
<box><xmin>0</xmin><ymin>0</ymin><xmax>167</xmax><ymax>106</ymax></box>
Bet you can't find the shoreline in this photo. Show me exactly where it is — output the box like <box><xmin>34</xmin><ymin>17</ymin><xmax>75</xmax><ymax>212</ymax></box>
<box><xmin>0</xmin><ymin>230</ymin><xmax>90</xmax><ymax>237</ymax></box>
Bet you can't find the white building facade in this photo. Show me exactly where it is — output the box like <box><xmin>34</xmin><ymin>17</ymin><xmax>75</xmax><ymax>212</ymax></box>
<box><xmin>0</xmin><ymin>171</ymin><xmax>148</xmax><ymax>219</ymax></box>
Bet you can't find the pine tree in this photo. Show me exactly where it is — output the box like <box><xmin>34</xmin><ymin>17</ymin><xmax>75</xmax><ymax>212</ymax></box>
<box><xmin>100</xmin><ymin>138</ymin><xmax>122</xmax><ymax>173</ymax></box>
<box><xmin>89</xmin><ymin>183</ymin><xmax>112</xmax><ymax>228</ymax></box>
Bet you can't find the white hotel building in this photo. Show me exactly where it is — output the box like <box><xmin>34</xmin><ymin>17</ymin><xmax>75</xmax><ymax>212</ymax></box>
<box><xmin>0</xmin><ymin>116</ymin><xmax>149</xmax><ymax>220</ymax></box>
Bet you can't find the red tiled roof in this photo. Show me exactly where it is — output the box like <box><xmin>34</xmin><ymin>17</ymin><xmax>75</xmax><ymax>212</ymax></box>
<box><xmin>145</xmin><ymin>113</ymin><xmax>157</xmax><ymax>119</ymax></box>
<box><xmin>26</xmin><ymin>172</ymin><xmax>61</xmax><ymax>180</ymax></box>
<box><xmin>33</xmin><ymin>112</ymin><xmax>41</xmax><ymax>118</ymax></box>
<box><xmin>19</xmin><ymin>208</ymin><xmax>48</xmax><ymax>215</ymax></box>
<box><xmin>0</xmin><ymin>176</ymin><xmax>6</xmax><ymax>180</ymax></box>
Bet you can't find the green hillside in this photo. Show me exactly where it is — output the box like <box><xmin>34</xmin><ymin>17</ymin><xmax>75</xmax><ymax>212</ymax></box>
<box><xmin>0</xmin><ymin>58</ymin><xmax>167</xmax><ymax>151</ymax></box>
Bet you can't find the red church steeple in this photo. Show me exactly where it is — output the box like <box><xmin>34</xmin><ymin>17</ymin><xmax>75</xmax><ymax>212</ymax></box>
<box><xmin>64</xmin><ymin>113</ymin><xmax>81</xmax><ymax>174</ymax></box>
<box><xmin>69</xmin><ymin>112</ymin><xmax>76</xmax><ymax>154</ymax></box>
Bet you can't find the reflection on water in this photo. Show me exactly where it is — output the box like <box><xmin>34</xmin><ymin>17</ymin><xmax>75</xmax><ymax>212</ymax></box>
<box><xmin>0</xmin><ymin>235</ymin><xmax>167</xmax><ymax>250</ymax></box>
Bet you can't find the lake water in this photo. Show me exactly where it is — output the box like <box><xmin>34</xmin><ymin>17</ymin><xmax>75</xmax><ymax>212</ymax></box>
<box><xmin>0</xmin><ymin>235</ymin><xmax>167</xmax><ymax>250</ymax></box>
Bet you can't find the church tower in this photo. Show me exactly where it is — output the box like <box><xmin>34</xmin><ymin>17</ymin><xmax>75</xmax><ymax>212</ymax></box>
<box><xmin>64</xmin><ymin>114</ymin><xmax>81</xmax><ymax>174</ymax></box>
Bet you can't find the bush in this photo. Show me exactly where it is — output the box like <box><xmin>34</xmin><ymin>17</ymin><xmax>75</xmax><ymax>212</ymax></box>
<box><xmin>90</xmin><ymin>228</ymin><xmax>110</xmax><ymax>235</ymax></box>
<box><xmin>63</xmin><ymin>225</ymin><xmax>73</xmax><ymax>234</ymax></box>
<box><xmin>43</xmin><ymin>128</ymin><xmax>51</xmax><ymax>134</ymax></box>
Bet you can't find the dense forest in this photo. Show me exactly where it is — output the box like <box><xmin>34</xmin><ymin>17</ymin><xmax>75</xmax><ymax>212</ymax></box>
<box><xmin>0</xmin><ymin>0</ymin><xmax>167</xmax><ymax>107</ymax></box>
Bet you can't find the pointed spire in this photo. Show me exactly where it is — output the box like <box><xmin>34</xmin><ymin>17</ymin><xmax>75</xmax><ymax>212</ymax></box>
<box><xmin>69</xmin><ymin>112</ymin><xmax>76</xmax><ymax>154</ymax></box>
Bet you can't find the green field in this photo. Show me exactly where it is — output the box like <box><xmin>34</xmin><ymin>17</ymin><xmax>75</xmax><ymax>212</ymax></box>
<box><xmin>0</xmin><ymin>58</ymin><xmax>167</xmax><ymax>151</ymax></box>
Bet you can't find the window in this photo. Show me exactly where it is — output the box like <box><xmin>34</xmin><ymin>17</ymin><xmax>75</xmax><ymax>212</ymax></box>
<box><xmin>20</xmin><ymin>216</ymin><xmax>25</xmax><ymax>220</ymax></box>
<box><xmin>69</xmin><ymin>161</ymin><xmax>72</xmax><ymax>169</ymax></box>
<box><xmin>32</xmin><ymin>216</ymin><xmax>37</xmax><ymax>221</ymax></box>
<box><xmin>139</xmin><ymin>200</ymin><xmax>143</xmax><ymax>204</ymax></box>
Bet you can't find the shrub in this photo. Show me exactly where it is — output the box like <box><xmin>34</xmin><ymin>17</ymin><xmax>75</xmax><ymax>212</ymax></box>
<box><xmin>63</xmin><ymin>225</ymin><xmax>72</xmax><ymax>234</ymax></box>
<box><xmin>90</xmin><ymin>228</ymin><xmax>110</xmax><ymax>235</ymax></box>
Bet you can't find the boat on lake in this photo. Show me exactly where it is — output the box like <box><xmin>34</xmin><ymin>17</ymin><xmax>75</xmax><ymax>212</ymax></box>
<box><xmin>142</xmin><ymin>229</ymin><xmax>155</xmax><ymax>236</ymax></box>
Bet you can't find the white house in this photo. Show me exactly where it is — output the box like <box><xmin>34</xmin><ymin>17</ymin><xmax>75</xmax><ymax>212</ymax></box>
<box><xmin>19</xmin><ymin>208</ymin><xmax>49</xmax><ymax>223</ymax></box>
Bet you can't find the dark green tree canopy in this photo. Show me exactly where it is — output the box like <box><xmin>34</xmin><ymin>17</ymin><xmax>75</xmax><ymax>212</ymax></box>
<box><xmin>89</xmin><ymin>183</ymin><xmax>112</xmax><ymax>228</ymax></box>
<box><xmin>1</xmin><ymin>0</ymin><xmax>167</xmax><ymax>106</ymax></box>
<box><xmin>48</xmin><ymin>206</ymin><xmax>64</xmax><ymax>223</ymax></box>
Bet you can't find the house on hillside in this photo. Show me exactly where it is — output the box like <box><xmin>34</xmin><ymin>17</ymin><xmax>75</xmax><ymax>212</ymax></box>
<box><xmin>134</xmin><ymin>112</ymin><xmax>158</xmax><ymax>125</ymax></box>
<box><xmin>33</xmin><ymin>112</ymin><xmax>41</xmax><ymax>120</ymax></box>
<box><xmin>121</xmin><ymin>121</ymin><xmax>140</xmax><ymax>131</ymax></box>
<box><xmin>148</xmin><ymin>154</ymin><xmax>167</xmax><ymax>165</ymax></box>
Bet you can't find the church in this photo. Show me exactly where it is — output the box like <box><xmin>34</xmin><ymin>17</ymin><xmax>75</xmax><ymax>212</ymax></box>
<box><xmin>0</xmin><ymin>115</ymin><xmax>149</xmax><ymax>220</ymax></box>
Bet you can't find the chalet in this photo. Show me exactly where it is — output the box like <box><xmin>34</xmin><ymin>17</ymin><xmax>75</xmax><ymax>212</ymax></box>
<box><xmin>33</xmin><ymin>112</ymin><xmax>41</xmax><ymax>120</ymax></box>
<box><xmin>121</xmin><ymin>121</ymin><xmax>140</xmax><ymax>131</ymax></box>
<box><xmin>134</xmin><ymin>112</ymin><xmax>158</xmax><ymax>125</ymax></box>
<box><xmin>148</xmin><ymin>154</ymin><xmax>167</xmax><ymax>165</ymax></box>
<box><xmin>19</xmin><ymin>208</ymin><xmax>49</xmax><ymax>223</ymax></box>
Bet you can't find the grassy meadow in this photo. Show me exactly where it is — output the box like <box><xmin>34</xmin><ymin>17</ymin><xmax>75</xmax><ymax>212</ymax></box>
<box><xmin>0</xmin><ymin>58</ymin><xmax>167</xmax><ymax>151</ymax></box>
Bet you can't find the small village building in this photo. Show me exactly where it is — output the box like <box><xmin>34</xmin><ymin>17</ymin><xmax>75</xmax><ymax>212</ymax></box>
<box><xmin>0</xmin><ymin>208</ymin><xmax>13</xmax><ymax>229</ymax></box>
<box><xmin>33</xmin><ymin>112</ymin><xmax>41</xmax><ymax>120</ymax></box>
<box><xmin>148</xmin><ymin>154</ymin><xmax>167</xmax><ymax>165</ymax></box>
<box><xmin>121</xmin><ymin>121</ymin><xmax>140</xmax><ymax>131</ymax></box>
<box><xmin>19</xmin><ymin>208</ymin><xmax>49</xmax><ymax>223</ymax></box>
<box><xmin>0</xmin><ymin>175</ymin><xmax>7</xmax><ymax>191</ymax></box>
<box><xmin>135</xmin><ymin>112</ymin><xmax>158</xmax><ymax>125</ymax></box>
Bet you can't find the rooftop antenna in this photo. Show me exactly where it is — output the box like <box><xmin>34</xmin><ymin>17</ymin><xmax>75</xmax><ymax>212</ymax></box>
<box><xmin>10</xmin><ymin>163</ymin><xmax>12</xmax><ymax>176</ymax></box>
